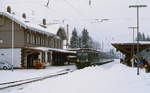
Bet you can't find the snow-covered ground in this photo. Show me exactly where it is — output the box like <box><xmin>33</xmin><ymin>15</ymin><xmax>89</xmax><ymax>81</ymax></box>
<box><xmin>0</xmin><ymin>65</ymin><xmax>76</xmax><ymax>84</ymax></box>
<box><xmin>1</xmin><ymin>59</ymin><xmax>150</xmax><ymax>93</ymax></box>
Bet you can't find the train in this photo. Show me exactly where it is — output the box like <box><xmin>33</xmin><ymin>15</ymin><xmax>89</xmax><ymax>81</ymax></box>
<box><xmin>67</xmin><ymin>48</ymin><xmax>113</xmax><ymax>69</ymax></box>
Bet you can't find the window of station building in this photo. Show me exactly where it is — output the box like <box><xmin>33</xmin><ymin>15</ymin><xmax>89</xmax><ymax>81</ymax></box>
<box><xmin>42</xmin><ymin>36</ymin><xmax>44</xmax><ymax>45</ymax></box>
<box><xmin>146</xmin><ymin>49</ymin><xmax>150</xmax><ymax>52</ymax></box>
<box><xmin>48</xmin><ymin>37</ymin><xmax>50</xmax><ymax>46</ymax></box>
<box><xmin>36</xmin><ymin>35</ymin><xmax>38</xmax><ymax>45</ymax></box>
<box><xmin>30</xmin><ymin>33</ymin><xmax>33</xmax><ymax>44</ymax></box>
<box><xmin>43</xmin><ymin>37</ymin><xmax>45</xmax><ymax>45</ymax></box>
<box><xmin>45</xmin><ymin>37</ymin><xmax>47</xmax><ymax>46</ymax></box>
<box><xmin>53</xmin><ymin>39</ymin><xmax>56</xmax><ymax>48</ymax></box>
<box><xmin>39</xmin><ymin>36</ymin><xmax>42</xmax><ymax>45</ymax></box>
<box><xmin>38</xmin><ymin>35</ymin><xmax>41</xmax><ymax>45</ymax></box>
<box><xmin>38</xmin><ymin>35</ymin><xmax>40</xmax><ymax>45</ymax></box>
<box><xmin>34</xmin><ymin>35</ymin><xmax>37</xmax><ymax>44</ymax></box>
<box><xmin>57</xmin><ymin>40</ymin><xmax>59</xmax><ymax>48</ymax></box>
<box><xmin>47</xmin><ymin>52</ymin><xmax>51</xmax><ymax>63</ymax></box>
<box><xmin>54</xmin><ymin>39</ymin><xmax>57</xmax><ymax>48</ymax></box>
<box><xmin>47</xmin><ymin>38</ymin><xmax>49</xmax><ymax>46</ymax></box>
<box><xmin>49</xmin><ymin>38</ymin><xmax>53</xmax><ymax>48</ymax></box>
<box><xmin>60</xmin><ymin>40</ymin><xmax>62</xmax><ymax>48</ymax></box>
<box><xmin>27</xmin><ymin>31</ymin><xmax>32</xmax><ymax>44</ymax></box>
<box><xmin>56</xmin><ymin>40</ymin><xmax>58</xmax><ymax>48</ymax></box>
<box><xmin>26</xmin><ymin>33</ymin><xmax>30</xmax><ymax>43</ymax></box>
<box><xmin>32</xmin><ymin>34</ymin><xmax>35</xmax><ymax>44</ymax></box>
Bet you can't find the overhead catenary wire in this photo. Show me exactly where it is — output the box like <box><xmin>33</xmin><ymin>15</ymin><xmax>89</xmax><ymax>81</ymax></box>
<box><xmin>44</xmin><ymin>0</ymin><xmax>109</xmax><ymax>26</ymax></box>
<box><xmin>62</xmin><ymin>0</ymin><xmax>97</xmax><ymax>28</ymax></box>
<box><xmin>63</xmin><ymin>0</ymin><xmax>87</xmax><ymax>18</ymax></box>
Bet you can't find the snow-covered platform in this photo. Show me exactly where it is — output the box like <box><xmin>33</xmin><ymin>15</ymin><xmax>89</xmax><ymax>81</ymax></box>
<box><xmin>0</xmin><ymin>65</ymin><xmax>76</xmax><ymax>84</ymax></box>
<box><xmin>1</xmin><ymin>59</ymin><xmax>150</xmax><ymax>93</ymax></box>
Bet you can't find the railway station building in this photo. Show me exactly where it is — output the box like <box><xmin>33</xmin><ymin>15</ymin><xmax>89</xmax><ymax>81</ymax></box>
<box><xmin>0</xmin><ymin>7</ymin><xmax>75</xmax><ymax>69</ymax></box>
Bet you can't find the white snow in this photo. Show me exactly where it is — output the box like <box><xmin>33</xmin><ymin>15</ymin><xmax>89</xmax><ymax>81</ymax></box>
<box><xmin>31</xmin><ymin>47</ymin><xmax>76</xmax><ymax>53</ymax></box>
<box><xmin>0</xmin><ymin>65</ymin><xmax>76</xmax><ymax>84</ymax></box>
<box><xmin>1</xmin><ymin>59</ymin><xmax>150</xmax><ymax>93</ymax></box>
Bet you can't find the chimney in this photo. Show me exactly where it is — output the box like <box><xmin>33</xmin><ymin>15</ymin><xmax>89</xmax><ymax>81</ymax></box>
<box><xmin>7</xmin><ymin>6</ymin><xmax>11</xmax><ymax>13</ymax></box>
<box><xmin>22</xmin><ymin>13</ymin><xmax>26</xmax><ymax>19</ymax></box>
<box><xmin>43</xmin><ymin>18</ymin><xmax>46</xmax><ymax>25</ymax></box>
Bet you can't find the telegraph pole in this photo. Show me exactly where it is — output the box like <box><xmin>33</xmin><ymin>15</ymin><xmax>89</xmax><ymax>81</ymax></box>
<box><xmin>129</xmin><ymin>5</ymin><xmax>147</xmax><ymax>75</ymax></box>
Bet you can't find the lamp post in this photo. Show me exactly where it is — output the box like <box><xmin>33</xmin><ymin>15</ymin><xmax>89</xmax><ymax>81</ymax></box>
<box><xmin>128</xmin><ymin>27</ymin><xmax>137</xmax><ymax>56</ymax></box>
<box><xmin>11</xmin><ymin>12</ymin><xmax>15</xmax><ymax>72</ymax></box>
<box><xmin>128</xmin><ymin>27</ymin><xmax>137</xmax><ymax>67</ymax></box>
<box><xmin>66</xmin><ymin>24</ymin><xmax>69</xmax><ymax>49</ymax></box>
<box><xmin>129</xmin><ymin>5</ymin><xmax>147</xmax><ymax>75</ymax></box>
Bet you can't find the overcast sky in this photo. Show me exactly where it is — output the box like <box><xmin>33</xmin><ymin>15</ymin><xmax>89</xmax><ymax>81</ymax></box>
<box><xmin>1</xmin><ymin>0</ymin><xmax>150</xmax><ymax>50</ymax></box>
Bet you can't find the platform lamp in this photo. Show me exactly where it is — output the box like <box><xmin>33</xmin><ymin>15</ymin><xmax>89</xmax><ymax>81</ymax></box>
<box><xmin>128</xmin><ymin>27</ymin><xmax>137</xmax><ymax>67</ymax></box>
<box><xmin>129</xmin><ymin>5</ymin><xmax>147</xmax><ymax>75</ymax></box>
<box><xmin>128</xmin><ymin>27</ymin><xmax>137</xmax><ymax>55</ymax></box>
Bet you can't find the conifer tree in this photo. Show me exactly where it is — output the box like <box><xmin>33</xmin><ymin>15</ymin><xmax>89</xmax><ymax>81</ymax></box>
<box><xmin>70</xmin><ymin>28</ymin><xmax>79</xmax><ymax>48</ymax></box>
<box><xmin>80</xmin><ymin>28</ymin><xmax>90</xmax><ymax>48</ymax></box>
<box><xmin>136</xmin><ymin>32</ymin><xmax>142</xmax><ymax>41</ymax></box>
<box><xmin>142</xmin><ymin>33</ymin><xmax>145</xmax><ymax>41</ymax></box>
<box><xmin>147</xmin><ymin>35</ymin><xmax>150</xmax><ymax>41</ymax></box>
<box><xmin>57</xmin><ymin>27</ymin><xmax>67</xmax><ymax>40</ymax></box>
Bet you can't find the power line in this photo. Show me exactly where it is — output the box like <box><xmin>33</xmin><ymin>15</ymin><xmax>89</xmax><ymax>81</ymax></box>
<box><xmin>63</xmin><ymin>0</ymin><xmax>86</xmax><ymax>17</ymax></box>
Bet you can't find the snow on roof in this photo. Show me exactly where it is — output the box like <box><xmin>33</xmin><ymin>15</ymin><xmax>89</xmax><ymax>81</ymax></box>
<box><xmin>46</xmin><ymin>24</ymin><xmax>61</xmax><ymax>34</ymax></box>
<box><xmin>68</xmin><ymin>48</ymin><xmax>102</xmax><ymax>53</ymax></box>
<box><xmin>139</xmin><ymin>41</ymin><xmax>150</xmax><ymax>44</ymax></box>
<box><xmin>0</xmin><ymin>12</ymin><xmax>60</xmax><ymax>38</ymax></box>
<box><xmin>29</xmin><ymin>47</ymin><xmax>76</xmax><ymax>53</ymax></box>
<box><xmin>112</xmin><ymin>41</ymin><xmax>150</xmax><ymax>44</ymax></box>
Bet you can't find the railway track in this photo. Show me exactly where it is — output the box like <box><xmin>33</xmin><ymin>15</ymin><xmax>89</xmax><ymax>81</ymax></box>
<box><xmin>0</xmin><ymin>68</ymin><xmax>75</xmax><ymax>90</ymax></box>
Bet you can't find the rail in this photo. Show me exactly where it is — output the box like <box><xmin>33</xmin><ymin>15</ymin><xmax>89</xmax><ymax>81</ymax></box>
<box><xmin>0</xmin><ymin>68</ymin><xmax>75</xmax><ymax>90</ymax></box>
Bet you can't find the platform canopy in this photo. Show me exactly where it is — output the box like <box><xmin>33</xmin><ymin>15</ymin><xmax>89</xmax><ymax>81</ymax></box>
<box><xmin>112</xmin><ymin>43</ymin><xmax>150</xmax><ymax>55</ymax></box>
<box><xmin>112</xmin><ymin>43</ymin><xmax>150</xmax><ymax>61</ymax></box>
